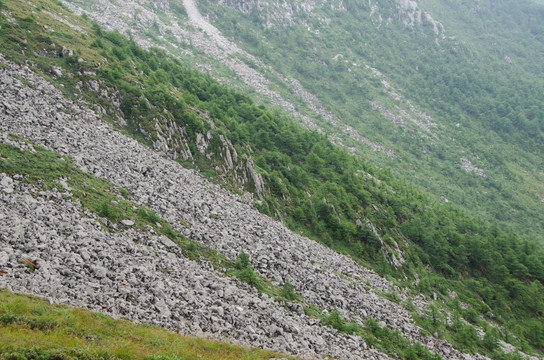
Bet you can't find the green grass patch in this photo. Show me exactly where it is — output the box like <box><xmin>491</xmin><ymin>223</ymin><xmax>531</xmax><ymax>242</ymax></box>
<box><xmin>0</xmin><ymin>289</ymin><xmax>291</xmax><ymax>360</ymax></box>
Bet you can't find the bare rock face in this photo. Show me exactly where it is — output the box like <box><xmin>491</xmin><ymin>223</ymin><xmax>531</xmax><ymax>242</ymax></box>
<box><xmin>150</xmin><ymin>114</ymin><xmax>266</xmax><ymax>196</ymax></box>
<box><xmin>0</xmin><ymin>56</ymin><xmax>489</xmax><ymax>359</ymax></box>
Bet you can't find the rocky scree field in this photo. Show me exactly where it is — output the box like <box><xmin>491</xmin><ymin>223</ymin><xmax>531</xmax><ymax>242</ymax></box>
<box><xmin>0</xmin><ymin>45</ymin><xmax>489</xmax><ymax>360</ymax></box>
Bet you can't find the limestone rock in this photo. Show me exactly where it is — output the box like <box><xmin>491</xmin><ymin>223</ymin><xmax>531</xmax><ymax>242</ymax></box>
<box><xmin>121</xmin><ymin>219</ymin><xmax>135</xmax><ymax>226</ymax></box>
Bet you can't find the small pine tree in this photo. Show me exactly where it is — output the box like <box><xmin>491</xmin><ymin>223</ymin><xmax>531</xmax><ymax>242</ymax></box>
<box><xmin>234</xmin><ymin>251</ymin><xmax>263</xmax><ymax>291</ymax></box>
<box><xmin>483</xmin><ymin>329</ymin><xmax>499</xmax><ymax>351</ymax></box>
<box><xmin>280</xmin><ymin>280</ymin><xmax>297</xmax><ymax>301</ymax></box>
<box><xmin>235</xmin><ymin>250</ymin><xmax>250</xmax><ymax>270</ymax></box>
<box><xmin>237</xmin><ymin>267</ymin><xmax>263</xmax><ymax>291</ymax></box>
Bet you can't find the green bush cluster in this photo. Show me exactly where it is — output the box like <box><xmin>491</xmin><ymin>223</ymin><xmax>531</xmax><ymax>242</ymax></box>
<box><xmin>320</xmin><ymin>309</ymin><xmax>359</xmax><ymax>334</ymax></box>
<box><xmin>279</xmin><ymin>280</ymin><xmax>298</xmax><ymax>301</ymax></box>
<box><xmin>364</xmin><ymin>318</ymin><xmax>442</xmax><ymax>360</ymax></box>
<box><xmin>305</xmin><ymin>307</ymin><xmax>441</xmax><ymax>360</ymax></box>
<box><xmin>233</xmin><ymin>251</ymin><xmax>263</xmax><ymax>291</ymax></box>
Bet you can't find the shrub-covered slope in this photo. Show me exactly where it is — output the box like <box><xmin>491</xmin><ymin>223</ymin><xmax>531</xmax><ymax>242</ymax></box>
<box><xmin>61</xmin><ymin>0</ymin><xmax>544</xmax><ymax>242</ymax></box>
<box><xmin>192</xmin><ymin>0</ymin><xmax>544</xmax><ymax>241</ymax></box>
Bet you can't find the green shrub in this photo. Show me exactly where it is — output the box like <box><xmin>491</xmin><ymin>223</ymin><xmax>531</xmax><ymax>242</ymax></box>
<box><xmin>236</xmin><ymin>267</ymin><xmax>263</xmax><ymax>291</ymax></box>
<box><xmin>92</xmin><ymin>22</ymin><xmax>102</xmax><ymax>36</ymax></box>
<box><xmin>90</xmin><ymin>39</ymin><xmax>104</xmax><ymax>48</ymax></box>
<box><xmin>63</xmin><ymin>56</ymin><xmax>78</xmax><ymax>66</ymax></box>
<box><xmin>19</xmin><ymin>15</ymin><xmax>35</xmax><ymax>29</ymax></box>
<box><xmin>234</xmin><ymin>251</ymin><xmax>250</xmax><ymax>270</ymax></box>
<box><xmin>233</xmin><ymin>251</ymin><xmax>263</xmax><ymax>291</ymax></box>
<box><xmin>137</xmin><ymin>207</ymin><xmax>161</xmax><ymax>224</ymax></box>
<box><xmin>463</xmin><ymin>307</ymin><xmax>480</xmax><ymax>324</ymax></box>
<box><xmin>98</xmin><ymin>202</ymin><xmax>121</xmax><ymax>222</ymax></box>
<box><xmin>483</xmin><ymin>329</ymin><xmax>499</xmax><ymax>351</ymax></box>
<box><xmin>319</xmin><ymin>309</ymin><xmax>360</xmax><ymax>334</ymax></box>
<box><xmin>451</xmin><ymin>322</ymin><xmax>480</xmax><ymax>353</ymax></box>
<box><xmin>280</xmin><ymin>280</ymin><xmax>297</xmax><ymax>301</ymax></box>
<box><xmin>119</xmin><ymin>188</ymin><xmax>131</xmax><ymax>198</ymax></box>
<box><xmin>185</xmin><ymin>242</ymin><xmax>199</xmax><ymax>260</ymax></box>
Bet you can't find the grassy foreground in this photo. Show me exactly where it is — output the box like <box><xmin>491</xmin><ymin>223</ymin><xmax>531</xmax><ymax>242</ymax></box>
<box><xmin>0</xmin><ymin>289</ymin><xmax>290</xmax><ymax>360</ymax></box>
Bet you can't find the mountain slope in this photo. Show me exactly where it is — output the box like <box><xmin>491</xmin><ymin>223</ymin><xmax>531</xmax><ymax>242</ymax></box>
<box><xmin>61</xmin><ymin>0</ymin><xmax>544</xmax><ymax>242</ymax></box>
<box><xmin>198</xmin><ymin>0</ymin><xmax>544</xmax><ymax>239</ymax></box>
<box><xmin>0</xmin><ymin>52</ymin><xmax>446</xmax><ymax>360</ymax></box>
<box><xmin>0</xmin><ymin>0</ymin><xmax>543</xmax><ymax>359</ymax></box>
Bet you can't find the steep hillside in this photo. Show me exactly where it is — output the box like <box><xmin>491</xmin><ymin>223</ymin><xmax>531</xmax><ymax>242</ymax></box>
<box><xmin>0</xmin><ymin>51</ymin><xmax>444</xmax><ymax>360</ymax></box>
<box><xmin>0</xmin><ymin>290</ymin><xmax>289</xmax><ymax>360</ymax></box>
<box><xmin>60</xmin><ymin>0</ymin><xmax>544</xmax><ymax>242</ymax></box>
<box><xmin>0</xmin><ymin>0</ymin><xmax>543</xmax><ymax>359</ymax></box>
<box><xmin>197</xmin><ymin>0</ymin><xmax>544</xmax><ymax>240</ymax></box>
